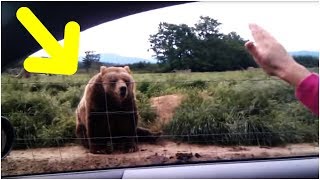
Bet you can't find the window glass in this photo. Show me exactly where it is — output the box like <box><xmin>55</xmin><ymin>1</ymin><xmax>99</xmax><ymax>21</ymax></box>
<box><xmin>1</xmin><ymin>1</ymin><xmax>318</xmax><ymax>176</ymax></box>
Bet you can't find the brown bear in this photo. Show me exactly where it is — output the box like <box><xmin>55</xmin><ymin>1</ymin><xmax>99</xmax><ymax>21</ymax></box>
<box><xmin>76</xmin><ymin>66</ymin><xmax>160</xmax><ymax>154</ymax></box>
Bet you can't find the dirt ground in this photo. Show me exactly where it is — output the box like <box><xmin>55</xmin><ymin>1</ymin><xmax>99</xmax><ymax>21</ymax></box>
<box><xmin>1</xmin><ymin>94</ymin><xmax>319</xmax><ymax>176</ymax></box>
<box><xmin>1</xmin><ymin>141</ymin><xmax>318</xmax><ymax>176</ymax></box>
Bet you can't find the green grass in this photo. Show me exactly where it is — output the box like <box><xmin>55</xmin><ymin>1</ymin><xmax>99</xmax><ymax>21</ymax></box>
<box><xmin>165</xmin><ymin>80</ymin><xmax>318</xmax><ymax>146</ymax></box>
<box><xmin>1</xmin><ymin>68</ymin><xmax>318</xmax><ymax>148</ymax></box>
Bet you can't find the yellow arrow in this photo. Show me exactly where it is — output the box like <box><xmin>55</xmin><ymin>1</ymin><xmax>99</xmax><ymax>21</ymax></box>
<box><xmin>16</xmin><ymin>7</ymin><xmax>80</xmax><ymax>75</ymax></box>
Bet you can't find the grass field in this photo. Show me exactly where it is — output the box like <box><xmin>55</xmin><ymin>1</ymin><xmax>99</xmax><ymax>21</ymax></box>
<box><xmin>1</xmin><ymin>68</ymin><xmax>318</xmax><ymax>149</ymax></box>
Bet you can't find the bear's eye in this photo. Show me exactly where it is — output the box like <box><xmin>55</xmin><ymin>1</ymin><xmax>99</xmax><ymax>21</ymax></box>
<box><xmin>110</xmin><ymin>79</ymin><xmax>117</xmax><ymax>84</ymax></box>
<box><xmin>125</xmin><ymin>80</ymin><xmax>131</xmax><ymax>86</ymax></box>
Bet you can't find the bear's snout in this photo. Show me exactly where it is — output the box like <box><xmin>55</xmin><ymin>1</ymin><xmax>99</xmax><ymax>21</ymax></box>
<box><xmin>120</xmin><ymin>86</ymin><xmax>127</xmax><ymax>97</ymax></box>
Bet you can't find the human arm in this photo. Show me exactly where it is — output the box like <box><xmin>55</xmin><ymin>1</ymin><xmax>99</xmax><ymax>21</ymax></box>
<box><xmin>245</xmin><ymin>23</ymin><xmax>318</xmax><ymax>116</ymax></box>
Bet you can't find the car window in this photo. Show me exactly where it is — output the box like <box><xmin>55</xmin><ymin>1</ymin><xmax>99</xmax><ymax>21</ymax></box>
<box><xmin>1</xmin><ymin>1</ymin><xmax>319</xmax><ymax>176</ymax></box>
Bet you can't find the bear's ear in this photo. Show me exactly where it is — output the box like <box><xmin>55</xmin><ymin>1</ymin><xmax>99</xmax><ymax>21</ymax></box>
<box><xmin>124</xmin><ymin>66</ymin><xmax>131</xmax><ymax>74</ymax></box>
<box><xmin>100</xmin><ymin>66</ymin><xmax>108</xmax><ymax>74</ymax></box>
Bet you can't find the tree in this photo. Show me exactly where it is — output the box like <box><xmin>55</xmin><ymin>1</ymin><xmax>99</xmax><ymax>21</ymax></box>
<box><xmin>82</xmin><ymin>51</ymin><xmax>100</xmax><ymax>72</ymax></box>
<box><xmin>194</xmin><ymin>16</ymin><xmax>223</xmax><ymax>40</ymax></box>
<box><xmin>149</xmin><ymin>22</ymin><xmax>197</xmax><ymax>71</ymax></box>
<box><xmin>293</xmin><ymin>56</ymin><xmax>319</xmax><ymax>67</ymax></box>
<box><xmin>149</xmin><ymin>16</ymin><xmax>257</xmax><ymax>72</ymax></box>
<box><xmin>222</xmin><ymin>32</ymin><xmax>257</xmax><ymax>70</ymax></box>
<box><xmin>192</xmin><ymin>17</ymin><xmax>227</xmax><ymax>71</ymax></box>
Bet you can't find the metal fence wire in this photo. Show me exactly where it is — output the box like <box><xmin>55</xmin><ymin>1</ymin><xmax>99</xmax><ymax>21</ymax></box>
<box><xmin>1</xmin><ymin>77</ymin><xmax>318</xmax><ymax>171</ymax></box>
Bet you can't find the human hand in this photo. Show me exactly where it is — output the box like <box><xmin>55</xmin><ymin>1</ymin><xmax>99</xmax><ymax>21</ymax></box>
<box><xmin>245</xmin><ymin>23</ymin><xmax>311</xmax><ymax>86</ymax></box>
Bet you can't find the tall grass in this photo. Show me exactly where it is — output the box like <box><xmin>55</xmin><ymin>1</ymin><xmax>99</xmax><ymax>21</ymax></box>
<box><xmin>1</xmin><ymin>68</ymin><xmax>318</xmax><ymax>148</ymax></box>
<box><xmin>165</xmin><ymin>80</ymin><xmax>318</xmax><ymax>146</ymax></box>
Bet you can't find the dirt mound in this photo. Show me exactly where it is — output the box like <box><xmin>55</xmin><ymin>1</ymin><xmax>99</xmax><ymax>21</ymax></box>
<box><xmin>150</xmin><ymin>94</ymin><xmax>184</xmax><ymax>125</ymax></box>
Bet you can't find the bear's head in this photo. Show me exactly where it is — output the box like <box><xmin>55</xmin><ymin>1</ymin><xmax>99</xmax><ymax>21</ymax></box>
<box><xmin>99</xmin><ymin>66</ymin><xmax>135</xmax><ymax>104</ymax></box>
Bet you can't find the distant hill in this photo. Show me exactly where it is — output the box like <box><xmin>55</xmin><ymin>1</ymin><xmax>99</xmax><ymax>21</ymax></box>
<box><xmin>289</xmin><ymin>51</ymin><xmax>319</xmax><ymax>57</ymax></box>
<box><xmin>79</xmin><ymin>53</ymin><xmax>156</xmax><ymax>65</ymax></box>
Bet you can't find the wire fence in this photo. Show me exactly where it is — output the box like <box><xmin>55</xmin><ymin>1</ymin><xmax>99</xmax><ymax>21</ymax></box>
<box><xmin>0</xmin><ymin>77</ymin><xmax>280</xmax><ymax>84</ymax></box>
<box><xmin>2</xmin><ymin>105</ymin><xmax>306</xmax><ymax>116</ymax></box>
<box><xmin>11</xmin><ymin>131</ymin><xmax>314</xmax><ymax>141</ymax></box>
<box><xmin>1</xmin><ymin>77</ymin><xmax>319</xmax><ymax>177</ymax></box>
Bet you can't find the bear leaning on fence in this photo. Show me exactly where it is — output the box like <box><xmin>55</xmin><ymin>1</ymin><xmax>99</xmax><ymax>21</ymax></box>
<box><xmin>76</xmin><ymin>66</ymin><xmax>161</xmax><ymax>154</ymax></box>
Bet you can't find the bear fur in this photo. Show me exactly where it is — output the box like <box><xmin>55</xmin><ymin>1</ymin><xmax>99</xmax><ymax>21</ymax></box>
<box><xmin>76</xmin><ymin>66</ymin><xmax>160</xmax><ymax>154</ymax></box>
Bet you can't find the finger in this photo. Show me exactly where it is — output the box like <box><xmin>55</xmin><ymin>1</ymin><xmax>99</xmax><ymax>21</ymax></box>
<box><xmin>244</xmin><ymin>41</ymin><xmax>254</xmax><ymax>49</ymax></box>
<box><xmin>245</xmin><ymin>41</ymin><xmax>261</xmax><ymax>60</ymax></box>
<box><xmin>249</xmin><ymin>23</ymin><xmax>276</xmax><ymax>43</ymax></box>
<box><xmin>245</xmin><ymin>41</ymin><xmax>263</xmax><ymax>67</ymax></box>
<box><xmin>249</xmin><ymin>23</ymin><xmax>266</xmax><ymax>42</ymax></box>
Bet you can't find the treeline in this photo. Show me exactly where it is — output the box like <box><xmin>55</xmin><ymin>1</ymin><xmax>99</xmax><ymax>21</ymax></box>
<box><xmin>126</xmin><ymin>61</ymin><xmax>161</xmax><ymax>73</ymax></box>
<box><xmin>147</xmin><ymin>16</ymin><xmax>318</xmax><ymax>73</ymax></box>
<box><xmin>293</xmin><ymin>56</ymin><xmax>319</xmax><ymax>68</ymax></box>
<box><xmin>148</xmin><ymin>16</ymin><xmax>257</xmax><ymax>72</ymax></box>
<box><xmin>125</xmin><ymin>54</ymin><xmax>319</xmax><ymax>73</ymax></box>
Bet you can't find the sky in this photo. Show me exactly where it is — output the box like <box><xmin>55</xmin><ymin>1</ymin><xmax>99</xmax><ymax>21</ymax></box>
<box><xmin>31</xmin><ymin>1</ymin><xmax>319</xmax><ymax>60</ymax></box>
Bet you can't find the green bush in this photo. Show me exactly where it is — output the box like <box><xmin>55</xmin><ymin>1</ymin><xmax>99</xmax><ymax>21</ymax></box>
<box><xmin>165</xmin><ymin>81</ymin><xmax>318</xmax><ymax>146</ymax></box>
<box><xmin>136</xmin><ymin>81</ymin><xmax>166</xmax><ymax>98</ymax></box>
<box><xmin>136</xmin><ymin>92</ymin><xmax>157</xmax><ymax>127</ymax></box>
<box><xmin>58</xmin><ymin>87</ymin><xmax>83</xmax><ymax>109</ymax></box>
<box><xmin>178</xmin><ymin>80</ymin><xmax>207</xmax><ymax>90</ymax></box>
<box><xmin>137</xmin><ymin>81</ymin><xmax>151</xmax><ymax>94</ymax></box>
<box><xmin>1</xmin><ymin>70</ymin><xmax>318</xmax><ymax>149</ymax></box>
<box><xmin>1</xmin><ymin>87</ymin><xmax>76</xmax><ymax>149</ymax></box>
<box><xmin>45</xmin><ymin>83</ymin><xmax>69</xmax><ymax>95</ymax></box>
<box><xmin>29</xmin><ymin>83</ymin><xmax>44</xmax><ymax>92</ymax></box>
